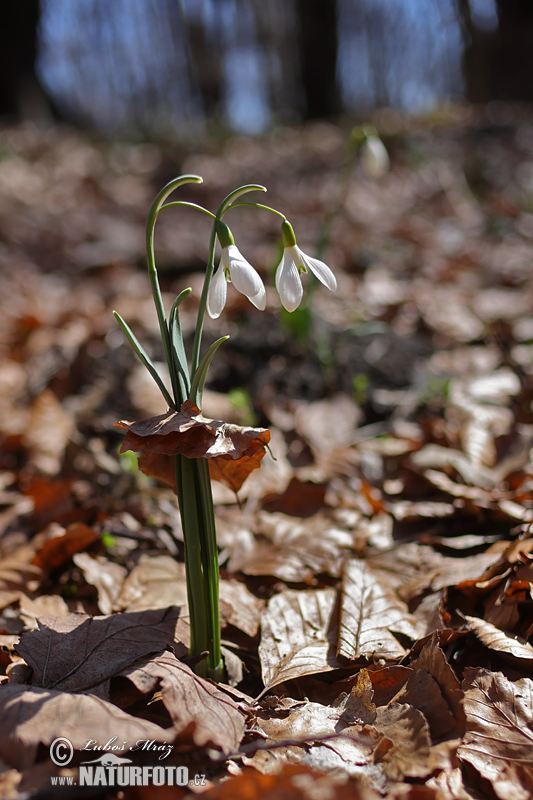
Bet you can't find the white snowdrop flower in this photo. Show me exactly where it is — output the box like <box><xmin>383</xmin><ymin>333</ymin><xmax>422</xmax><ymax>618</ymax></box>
<box><xmin>275</xmin><ymin>220</ymin><xmax>337</xmax><ymax>312</ymax></box>
<box><xmin>360</xmin><ymin>134</ymin><xmax>389</xmax><ymax>179</ymax></box>
<box><xmin>207</xmin><ymin>222</ymin><xmax>266</xmax><ymax>319</ymax></box>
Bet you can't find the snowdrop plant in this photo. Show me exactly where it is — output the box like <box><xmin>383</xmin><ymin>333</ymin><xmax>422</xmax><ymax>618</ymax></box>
<box><xmin>113</xmin><ymin>175</ymin><xmax>336</xmax><ymax>681</ymax></box>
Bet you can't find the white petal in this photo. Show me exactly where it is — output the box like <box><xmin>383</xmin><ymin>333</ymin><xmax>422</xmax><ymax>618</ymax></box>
<box><xmin>276</xmin><ymin>249</ymin><xmax>303</xmax><ymax>312</ymax></box>
<box><xmin>226</xmin><ymin>245</ymin><xmax>265</xmax><ymax>299</ymax></box>
<box><xmin>206</xmin><ymin>262</ymin><xmax>227</xmax><ymax>319</ymax></box>
<box><xmin>298</xmin><ymin>248</ymin><xmax>337</xmax><ymax>292</ymax></box>
<box><xmin>249</xmin><ymin>284</ymin><xmax>266</xmax><ymax>311</ymax></box>
<box><xmin>360</xmin><ymin>135</ymin><xmax>389</xmax><ymax>179</ymax></box>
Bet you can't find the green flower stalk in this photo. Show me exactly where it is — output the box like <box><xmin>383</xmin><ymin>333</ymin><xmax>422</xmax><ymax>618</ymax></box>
<box><xmin>113</xmin><ymin>176</ymin><xmax>336</xmax><ymax>682</ymax></box>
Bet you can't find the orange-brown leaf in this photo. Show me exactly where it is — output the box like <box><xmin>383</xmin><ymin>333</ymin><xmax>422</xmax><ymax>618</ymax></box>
<box><xmin>115</xmin><ymin>400</ymin><xmax>270</xmax><ymax>493</ymax></box>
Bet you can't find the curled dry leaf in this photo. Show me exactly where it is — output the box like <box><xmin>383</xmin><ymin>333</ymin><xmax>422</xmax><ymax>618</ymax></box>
<box><xmin>0</xmin><ymin>683</ymin><xmax>171</xmax><ymax>771</ymax></box>
<box><xmin>458</xmin><ymin>668</ymin><xmax>533</xmax><ymax>800</ymax></box>
<box><xmin>115</xmin><ymin>399</ymin><xmax>270</xmax><ymax>493</ymax></box>
<box><xmin>15</xmin><ymin>607</ymin><xmax>188</xmax><ymax>692</ymax></box>
<box><xmin>465</xmin><ymin>616</ymin><xmax>533</xmax><ymax>667</ymax></box>
<box><xmin>118</xmin><ymin>650</ymin><xmax>245</xmax><ymax>754</ymax></box>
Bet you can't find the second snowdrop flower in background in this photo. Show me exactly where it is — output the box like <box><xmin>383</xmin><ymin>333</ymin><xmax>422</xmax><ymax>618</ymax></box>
<box><xmin>207</xmin><ymin>221</ymin><xmax>266</xmax><ymax>319</ymax></box>
<box><xmin>275</xmin><ymin>220</ymin><xmax>337</xmax><ymax>312</ymax></box>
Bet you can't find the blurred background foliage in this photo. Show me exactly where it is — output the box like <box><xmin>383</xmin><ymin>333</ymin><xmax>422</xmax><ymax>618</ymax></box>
<box><xmin>0</xmin><ymin>0</ymin><xmax>530</xmax><ymax>138</ymax></box>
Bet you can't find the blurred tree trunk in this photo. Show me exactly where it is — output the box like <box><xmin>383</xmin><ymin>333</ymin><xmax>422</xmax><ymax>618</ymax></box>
<box><xmin>457</xmin><ymin>0</ymin><xmax>533</xmax><ymax>103</ymax></box>
<box><xmin>296</xmin><ymin>0</ymin><xmax>340</xmax><ymax>119</ymax></box>
<box><xmin>0</xmin><ymin>0</ymin><xmax>51</xmax><ymax>121</ymax></box>
<box><xmin>495</xmin><ymin>0</ymin><xmax>533</xmax><ymax>101</ymax></box>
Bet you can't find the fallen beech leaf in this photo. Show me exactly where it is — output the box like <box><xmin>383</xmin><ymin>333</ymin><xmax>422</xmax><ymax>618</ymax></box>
<box><xmin>338</xmin><ymin>560</ymin><xmax>424</xmax><ymax>661</ymax></box>
<box><xmin>409</xmin><ymin>632</ymin><xmax>465</xmax><ymax>736</ymax></box>
<box><xmin>21</xmin><ymin>477</ymin><xmax>76</xmax><ymax>530</ymax></box>
<box><xmin>294</xmin><ymin>395</ymin><xmax>362</xmax><ymax>454</ymax></box>
<box><xmin>226</xmin><ymin>512</ymin><xmax>354</xmax><ymax>582</ymax></box>
<box><xmin>465</xmin><ymin>615</ymin><xmax>533</xmax><ymax>666</ymax></box>
<box><xmin>116</xmin><ymin>400</ymin><xmax>270</xmax><ymax>492</ymax></box>
<box><xmin>115</xmin><ymin>554</ymin><xmax>188</xmax><ymax>613</ymax></box>
<box><xmin>261</xmin><ymin>477</ymin><xmax>327</xmax><ymax>517</ymax></box>
<box><xmin>458</xmin><ymin>668</ymin><xmax>533</xmax><ymax>800</ymax></box>
<box><xmin>372</xmin><ymin>702</ymin><xmax>431</xmax><ymax>780</ymax></box>
<box><xmin>0</xmin><ymin>683</ymin><xmax>172</xmax><ymax>770</ymax></box>
<box><xmin>119</xmin><ymin>650</ymin><xmax>245</xmax><ymax>754</ymax></box>
<box><xmin>198</xmin><ymin>765</ymin><xmax>380</xmax><ymax>800</ymax></box>
<box><xmin>218</xmin><ymin>579</ymin><xmax>264</xmax><ymax>637</ymax></box>
<box><xmin>15</xmin><ymin>607</ymin><xmax>188</xmax><ymax>692</ymax></box>
<box><xmin>72</xmin><ymin>553</ymin><xmax>128</xmax><ymax>615</ymax></box>
<box><xmin>259</xmin><ymin>588</ymin><xmax>340</xmax><ymax>690</ymax></box>
<box><xmin>23</xmin><ymin>389</ymin><xmax>74</xmax><ymax>475</ymax></box>
<box><xmin>410</xmin><ymin>444</ymin><xmax>497</xmax><ymax>490</ymax></box>
<box><xmin>31</xmin><ymin>522</ymin><xmax>100</xmax><ymax>572</ymax></box>
<box><xmin>251</xmin><ymin>695</ymin><xmax>383</xmax><ymax>785</ymax></box>
<box><xmin>19</xmin><ymin>594</ymin><xmax>70</xmax><ymax>629</ymax></box>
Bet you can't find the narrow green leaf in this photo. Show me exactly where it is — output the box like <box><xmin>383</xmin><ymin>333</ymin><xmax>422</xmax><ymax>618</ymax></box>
<box><xmin>189</xmin><ymin>336</ymin><xmax>229</xmax><ymax>408</ymax></box>
<box><xmin>169</xmin><ymin>288</ymin><xmax>192</xmax><ymax>404</ymax></box>
<box><xmin>113</xmin><ymin>311</ymin><xmax>174</xmax><ymax>408</ymax></box>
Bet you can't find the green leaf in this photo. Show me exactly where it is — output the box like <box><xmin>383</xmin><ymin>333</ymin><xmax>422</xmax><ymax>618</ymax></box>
<box><xmin>189</xmin><ymin>336</ymin><xmax>229</xmax><ymax>408</ymax></box>
<box><xmin>169</xmin><ymin>288</ymin><xmax>192</xmax><ymax>404</ymax></box>
<box><xmin>113</xmin><ymin>311</ymin><xmax>174</xmax><ymax>408</ymax></box>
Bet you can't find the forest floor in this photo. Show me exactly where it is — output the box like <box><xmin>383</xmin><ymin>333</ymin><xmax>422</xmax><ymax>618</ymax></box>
<box><xmin>2</xmin><ymin>104</ymin><xmax>533</xmax><ymax>798</ymax></box>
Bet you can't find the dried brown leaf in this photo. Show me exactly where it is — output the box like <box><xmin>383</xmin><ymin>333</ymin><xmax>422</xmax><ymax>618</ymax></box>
<box><xmin>465</xmin><ymin>615</ymin><xmax>533</xmax><ymax>667</ymax></box>
<box><xmin>338</xmin><ymin>560</ymin><xmax>424</xmax><ymax>661</ymax></box>
<box><xmin>119</xmin><ymin>650</ymin><xmax>245</xmax><ymax>754</ymax></box>
<box><xmin>115</xmin><ymin>400</ymin><xmax>270</xmax><ymax>492</ymax></box>
<box><xmin>226</xmin><ymin>512</ymin><xmax>355</xmax><ymax>582</ymax></box>
<box><xmin>31</xmin><ymin>521</ymin><xmax>100</xmax><ymax>572</ymax></box>
<box><xmin>218</xmin><ymin>579</ymin><xmax>264</xmax><ymax>637</ymax></box>
<box><xmin>19</xmin><ymin>594</ymin><xmax>70</xmax><ymax>629</ymax></box>
<box><xmin>73</xmin><ymin>553</ymin><xmax>128</xmax><ymax>615</ymax></box>
<box><xmin>458</xmin><ymin>668</ymin><xmax>533</xmax><ymax>800</ymax></box>
<box><xmin>15</xmin><ymin>607</ymin><xmax>188</xmax><ymax>692</ymax></box>
<box><xmin>372</xmin><ymin>702</ymin><xmax>431</xmax><ymax>780</ymax></box>
<box><xmin>259</xmin><ymin>588</ymin><xmax>340</xmax><ymax>690</ymax></box>
<box><xmin>0</xmin><ymin>683</ymin><xmax>171</xmax><ymax>770</ymax></box>
<box><xmin>197</xmin><ymin>765</ymin><xmax>380</xmax><ymax>800</ymax></box>
<box><xmin>115</xmin><ymin>554</ymin><xmax>188</xmax><ymax>613</ymax></box>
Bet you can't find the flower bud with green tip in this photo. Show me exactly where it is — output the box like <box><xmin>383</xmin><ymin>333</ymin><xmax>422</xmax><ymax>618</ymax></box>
<box><xmin>275</xmin><ymin>220</ymin><xmax>337</xmax><ymax>312</ymax></box>
<box><xmin>207</xmin><ymin>221</ymin><xmax>266</xmax><ymax>319</ymax></box>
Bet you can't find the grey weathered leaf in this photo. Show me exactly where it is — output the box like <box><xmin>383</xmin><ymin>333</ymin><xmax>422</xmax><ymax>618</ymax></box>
<box><xmin>338</xmin><ymin>560</ymin><xmax>424</xmax><ymax>661</ymax></box>
<box><xmin>119</xmin><ymin>650</ymin><xmax>245</xmax><ymax>754</ymax></box>
<box><xmin>259</xmin><ymin>588</ymin><xmax>339</xmax><ymax>690</ymax></box>
<box><xmin>16</xmin><ymin>607</ymin><xmax>188</xmax><ymax>691</ymax></box>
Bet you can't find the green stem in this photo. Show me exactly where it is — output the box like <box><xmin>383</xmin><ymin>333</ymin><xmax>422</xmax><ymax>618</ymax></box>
<box><xmin>196</xmin><ymin>457</ymin><xmax>223</xmax><ymax>680</ymax></box>
<box><xmin>160</xmin><ymin>201</ymin><xmax>217</xmax><ymax>219</ymax></box>
<box><xmin>146</xmin><ymin>175</ymin><xmax>202</xmax><ymax>407</ymax></box>
<box><xmin>176</xmin><ymin>454</ymin><xmax>210</xmax><ymax>679</ymax></box>
<box><xmin>190</xmin><ymin>184</ymin><xmax>266</xmax><ymax>379</ymax></box>
<box><xmin>225</xmin><ymin>201</ymin><xmax>286</xmax><ymax>220</ymax></box>
<box><xmin>191</xmin><ymin>220</ymin><xmax>218</xmax><ymax>378</ymax></box>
